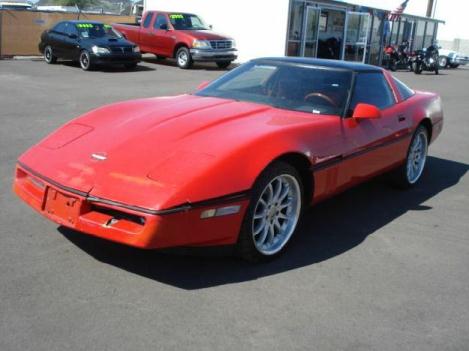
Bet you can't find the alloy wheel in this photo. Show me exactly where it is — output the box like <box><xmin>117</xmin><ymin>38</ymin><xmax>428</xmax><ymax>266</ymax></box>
<box><xmin>406</xmin><ymin>129</ymin><xmax>428</xmax><ymax>184</ymax></box>
<box><xmin>251</xmin><ymin>174</ymin><xmax>301</xmax><ymax>255</ymax></box>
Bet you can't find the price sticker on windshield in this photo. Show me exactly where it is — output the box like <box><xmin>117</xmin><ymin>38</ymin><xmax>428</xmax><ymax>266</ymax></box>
<box><xmin>169</xmin><ymin>14</ymin><xmax>184</xmax><ymax>19</ymax></box>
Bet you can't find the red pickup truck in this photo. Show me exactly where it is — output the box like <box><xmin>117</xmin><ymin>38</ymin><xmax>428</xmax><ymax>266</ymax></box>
<box><xmin>113</xmin><ymin>11</ymin><xmax>237</xmax><ymax>69</ymax></box>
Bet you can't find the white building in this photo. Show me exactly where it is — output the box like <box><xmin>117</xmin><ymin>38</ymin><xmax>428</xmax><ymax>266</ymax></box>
<box><xmin>145</xmin><ymin>0</ymin><xmax>442</xmax><ymax>65</ymax></box>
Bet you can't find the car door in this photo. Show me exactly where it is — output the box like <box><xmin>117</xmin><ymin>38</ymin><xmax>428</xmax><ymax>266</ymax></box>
<box><xmin>139</xmin><ymin>12</ymin><xmax>156</xmax><ymax>53</ymax></box>
<box><xmin>48</xmin><ymin>22</ymin><xmax>67</xmax><ymax>57</ymax></box>
<box><xmin>152</xmin><ymin>13</ymin><xmax>174</xmax><ymax>57</ymax></box>
<box><xmin>62</xmin><ymin>22</ymin><xmax>80</xmax><ymax>60</ymax></box>
<box><xmin>337</xmin><ymin>71</ymin><xmax>410</xmax><ymax>187</ymax></box>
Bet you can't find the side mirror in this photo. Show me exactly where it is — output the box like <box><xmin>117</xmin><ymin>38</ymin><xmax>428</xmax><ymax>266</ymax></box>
<box><xmin>352</xmin><ymin>103</ymin><xmax>382</xmax><ymax>120</ymax></box>
<box><xmin>197</xmin><ymin>80</ymin><xmax>210</xmax><ymax>90</ymax></box>
<box><xmin>69</xmin><ymin>33</ymin><xmax>78</xmax><ymax>39</ymax></box>
<box><xmin>160</xmin><ymin>23</ymin><xmax>168</xmax><ymax>30</ymax></box>
<box><xmin>209</xmin><ymin>24</ymin><xmax>213</xmax><ymax>30</ymax></box>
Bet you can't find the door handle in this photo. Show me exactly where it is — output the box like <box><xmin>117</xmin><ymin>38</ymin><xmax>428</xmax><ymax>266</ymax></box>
<box><xmin>398</xmin><ymin>115</ymin><xmax>406</xmax><ymax>122</ymax></box>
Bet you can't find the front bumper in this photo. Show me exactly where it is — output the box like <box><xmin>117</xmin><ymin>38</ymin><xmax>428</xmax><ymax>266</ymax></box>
<box><xmin>13</xmin><ymin>164</ymin><xmax>249</xmax><ymax>249</ymax></box>
<box><xmin>189</xmin><ymin>48</ymin><xmax>237</xmax><ymax>62</ymax></box>
<box><xmin>452</xmin><ymin>56</ymin><xmax>469</xmax><ymax>65</ymax></box>
<box><xmin>90</xmin><ymin>52</ymin><xmax>142</xmax><ymax>65</ymax></box>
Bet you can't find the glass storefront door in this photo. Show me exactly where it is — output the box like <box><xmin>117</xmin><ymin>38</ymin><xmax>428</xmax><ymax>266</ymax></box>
<box><xmin>344</xmin><ymin>12</ymin><xmax>371</xmax><ymax>62</ymax></box>
<box><xmin>301</xmin><ymin>6</ymin><xmax>320</xmax><ymax>57</ymax></box>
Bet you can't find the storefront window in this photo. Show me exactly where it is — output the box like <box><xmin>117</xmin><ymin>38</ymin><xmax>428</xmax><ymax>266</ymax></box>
<box><xmin>287</xmin><ymin>1</ymin><xmax>305</xmax><ymax>56</ymax></box>
<box><xmin>413</xmin><ymin>20</ymin><xmax>426</xmax><ymax>50</ymax></box>
<box><xmin>390</xmin><ymin>20</ymin><xmax>400</xmax><ymax>45</ymax></box>
<box><xmin>368</xmin><ymin>13</ymin><xmax>383</xmax><ymax>65</ymax></box>
<box><xmin>423</xmin><ymin>21</ymin><xmax>435</xmax><ymax>47</ymax></box>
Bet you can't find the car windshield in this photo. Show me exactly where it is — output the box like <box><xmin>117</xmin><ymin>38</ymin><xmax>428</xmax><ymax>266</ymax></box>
<box><xmin>169</xmin><ymin>13</ymin><xmax>208</xmax><ymax>30</ymax></box>
<box><xmin>76</xmin><ymin>23</ymin><xmax>121</xmax><ymax>39</ymax></box>
<box><xmin>196</xmin><ymin>61</ymin><xmax>353</xmax><ymax>116</ymax></box>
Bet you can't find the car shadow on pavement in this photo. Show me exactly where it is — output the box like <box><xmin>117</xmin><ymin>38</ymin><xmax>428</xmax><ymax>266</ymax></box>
<box><xmin>60</xmin><ymin>61</ymin><xmax>156</xmax><ymax>72</ymax></box>
<box><xmin>59</xmin><ymin>156</ymin><xmax>468</xmax><ymax>290</ymax></box>
<box><xmin>142</xmin><ymin>56</ymin><xmax>235</xmax><ymax>71</ymax></box>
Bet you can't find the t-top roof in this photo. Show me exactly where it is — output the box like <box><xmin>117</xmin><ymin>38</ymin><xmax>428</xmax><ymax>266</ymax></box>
<box><xmin>253</xmin><ymin>57</ymin><xmax>383</xmax><ymax>72</ymax></box>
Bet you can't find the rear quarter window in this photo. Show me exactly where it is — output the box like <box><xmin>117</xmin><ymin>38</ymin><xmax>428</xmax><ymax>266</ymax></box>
<box><xmin>393</xmin><ymin>77</ymin><xmax>415</xmax><ymax>101</ymax></box>
<box><xmin>349</xmin><ymin>72</ymin><xmax>395</xmax><ymax>111</ymax></box>
<box><xmin>143</xmin><ymin>13</ymin><xmax>154</xmax><ymax>28</ymax></box>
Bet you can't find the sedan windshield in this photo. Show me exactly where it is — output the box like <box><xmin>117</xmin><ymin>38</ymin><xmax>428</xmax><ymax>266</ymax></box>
<box><xmin>76</xmin><ymin>23</ymin><xmax>121</xmax><ymax>39</ymax></box>
<box><xmin>196</xmin><ymin>61</ymin><xmax>353</xmax><ymax>116</ymax></box>
<box><xmin>169</xmin><ymin>13</ymin><xmax>208</xmax><ymax>30</ymax></box>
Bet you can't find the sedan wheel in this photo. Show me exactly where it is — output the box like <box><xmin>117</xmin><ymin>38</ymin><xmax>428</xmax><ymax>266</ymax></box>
<box><xmin>238</xmin><ymin>162</ymin><xmax>303</xmax><ymax>261</ymax></box>
<box><xmin>79</xmin><ymin>50</ymin><xmax>92</xmax><ymax>71</ymax></box>
<box><xmin>44</xmin><ymin>46</ymin><xmax>57</xmax><ymax>64</ymax></box>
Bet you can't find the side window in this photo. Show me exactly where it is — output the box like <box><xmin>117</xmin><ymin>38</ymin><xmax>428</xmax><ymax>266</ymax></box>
<box><xmin>53</xmin><ymin>22</ymin><xmax>67</xmax><ymax>34</ymax></box>
<box><xmin>349</xmin><ymin>72</ymin><xmax>395</xmax><ymax>111</ymax></box>
<box><xmin>154</xmin><ymin>14</ymin><xmax>168</xmax><ymax>30</ymax></box>
<box><xmin>393</xmin><ymin>77</ymin><xmax>415</xmax><ymax>101</ymax></box>
<box><xmin>64</xmin><ymin>23</ymin><xmax>77</xmax><ymax>37</ymax></box>
<box><xmin>142</xmin><ymin>13</ymin><xmax>154</xmax><ymax>28</ymax></box>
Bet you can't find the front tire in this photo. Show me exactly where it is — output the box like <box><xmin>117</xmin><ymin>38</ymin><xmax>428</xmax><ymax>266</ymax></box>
<box><xmin>237</xmin><ymin>162</ymin><xmax>303</xmax><ymax>262</ymax></box>
<box><xmin>44</xmin><ymin>46</ymin><xmax>57</xmax><ymax>64</ymax></box>
<box><xmin>176</xmin><ymin>47</ymin><xmax>193</xmax><ymax>69</ymax></box>
<box><xmin>413</xmin><ymin>62</ymin><xmax>422</xmax><ymax>74</ymax></box>
<box><xmin>390</xmin><ymin>125</ymin><xmax>429</xmax><ymax>188</ymax></box>
<box><xmin>79</xmin><ymin>50</ymin><xmax>93</xmax><ymax>71</ymax></box>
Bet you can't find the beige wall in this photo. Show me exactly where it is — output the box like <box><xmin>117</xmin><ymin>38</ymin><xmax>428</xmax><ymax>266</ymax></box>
<box><xmin>0</xmin><ymin>10</ymin><xmax>135</xmax><ymax>56</ymax></box>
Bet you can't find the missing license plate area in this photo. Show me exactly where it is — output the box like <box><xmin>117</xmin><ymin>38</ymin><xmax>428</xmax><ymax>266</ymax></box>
<box><xmin>44</xmin><ymin>188</ymin><xmax>81</xmax><ymax>225</ymax></box>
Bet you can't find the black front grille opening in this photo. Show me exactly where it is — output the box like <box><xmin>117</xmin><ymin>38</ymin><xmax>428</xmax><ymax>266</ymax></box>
<box><xmin>91</xmin><ymin>205</ymin><xmax>146</xmax><ymax>226</ymax></box>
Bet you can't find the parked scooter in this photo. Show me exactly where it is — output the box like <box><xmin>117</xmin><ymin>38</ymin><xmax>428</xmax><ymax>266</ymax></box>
<box><xmin>384</xmin><ymin>42</ymin><xmax>412</xmax><ymax>71</ymax></box>
<box><xmin>410</xmin><ymin>44</ymin><xmax>439</xmax><ymax>75</ymax></box>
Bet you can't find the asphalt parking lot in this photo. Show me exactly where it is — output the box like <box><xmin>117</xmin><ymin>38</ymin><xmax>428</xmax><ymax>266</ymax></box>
<box><xmin>1</xmin><ymin>57</ymin><xmax>468</xmax><ymax>351</ymax></box>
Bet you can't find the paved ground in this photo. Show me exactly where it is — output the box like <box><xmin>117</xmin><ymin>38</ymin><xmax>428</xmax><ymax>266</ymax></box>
<box><xmin>0</xmin><ymin>57</ymin><xmax>468</xmax><ymax>351</ymax></box>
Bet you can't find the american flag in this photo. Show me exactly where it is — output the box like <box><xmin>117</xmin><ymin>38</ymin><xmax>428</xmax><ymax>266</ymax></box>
<box><xmin>388</xmin><ymin>0</ymin><xmax>409</xmax><ymax>21</ymax></box>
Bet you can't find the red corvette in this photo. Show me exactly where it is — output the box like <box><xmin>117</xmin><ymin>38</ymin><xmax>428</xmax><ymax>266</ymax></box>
<box><xmin>14</xmin><ymin>58</ymin><xmax>443</xmax><ymax>261</ymax></box>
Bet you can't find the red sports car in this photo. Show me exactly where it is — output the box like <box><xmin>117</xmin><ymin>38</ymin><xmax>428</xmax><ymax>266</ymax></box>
<box><xmin>14</xmin><ymin>58</ymin><xmax>443</xmax><ymax>261</ymax></box>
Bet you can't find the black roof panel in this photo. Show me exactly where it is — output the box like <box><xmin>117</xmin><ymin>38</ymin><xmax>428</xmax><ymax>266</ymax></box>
<box><xmin>253</xmin><ymin>57</ymin><xmax>383</xmax><ymax>72</ymax></box>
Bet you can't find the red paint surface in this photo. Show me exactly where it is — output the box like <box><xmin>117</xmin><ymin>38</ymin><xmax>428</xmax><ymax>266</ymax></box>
<box><xmin>13</xmin><ymin>70</ymin><xmax>443</xmax><ymax>249</ymax></box>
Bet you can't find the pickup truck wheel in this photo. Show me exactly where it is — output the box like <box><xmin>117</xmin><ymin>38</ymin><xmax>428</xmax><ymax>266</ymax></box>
<box><xmin>216</xmin><ymin>61</ymin><xmax>232</xmax><ymax>69</ymax></box>
<box><xmin>44</xmin><ymin>46</ymin><xmax>57</xmax><ymax>64</ymax></box>
<box><xmin>79</xmin><ymin>50</ymin><xmax>93</xmax><ymax>71</ymax></box>
<box><xmin>176</xmin><ymin>47</ymin><xmax>193</xmax><ymax>69</ymax></box>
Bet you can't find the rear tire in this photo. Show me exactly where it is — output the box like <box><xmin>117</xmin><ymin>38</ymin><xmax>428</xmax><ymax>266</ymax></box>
<box><xmin>79</xmin><ymin>50</ymin><xmax>93</xmax><ymax>71</ymax></box>
<box><xmin>216</xmin><ymin>61</ymin><xmax>232</xmax><ymax>69</ymax></box>
<box><xmin>434</xmin><ymin>65</ymin><xmax>439</xmax><ymax>74</ymax></box>
<box><xmin>44</xmin><ymin>45</ymin><xmax>57</xmax><ymax>64</ymax></box>
<box><xmin>237</xmin><ymin>161</ymin><xmax>303</xmax><ymax>262</ymax></box>
<box><xmin>176</xmin><ymin>47</ymin><xmax>193</xmax><ymax>69</ymax></box>
<box><xmin>390</xmin><ymin>125</ymin><xmax>429</xmax><ymax>189</ymax></box>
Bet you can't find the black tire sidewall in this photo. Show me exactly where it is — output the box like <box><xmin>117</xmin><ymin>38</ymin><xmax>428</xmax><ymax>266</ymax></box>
<box><xmin>390</xmin><ymin>125</ymin><xmax>429</xmax><ymax>189</ymax></box>
<box><xmin>79</xmin><ymin>50</ymin><xmax>92</xmax><ymax>71</ymax></box>
<box><xmin>176</xmin><ymin>47</ymin><xmax>192</xmax><ymax>69</ymax></box>
<box><xmin>237</xmin><ymin>161</ymin><xmax>304</xmax><ymax>262</ymax></box>
<box><xmin>44</xmin><ymin>46</ymin><xmax>55</xmax><ymax>64</ymax></box>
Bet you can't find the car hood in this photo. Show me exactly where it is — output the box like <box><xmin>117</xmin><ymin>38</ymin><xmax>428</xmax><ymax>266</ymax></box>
<box><xmin>180</xmin><ymin>30</ymin><xmax>233</xmax><ymax>41</ymax></box>
<box><xmin>20</xmin><ymin>95</ymin><xmax>315</xmax><ymax>210</ymax></box>
<box><xmin>80</xmin><ymin>36</ymin><xmax>134</xmax><ymax>48</ymax></box>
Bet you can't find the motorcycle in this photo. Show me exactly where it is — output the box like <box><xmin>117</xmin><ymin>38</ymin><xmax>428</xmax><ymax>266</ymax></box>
<box><xmin>383</xmin><ymin>44</ymin><xmax>412</xmax><ymax>71</ymax></box>
<box><xmin>410</xmin><ymin>45</ymin><xmax>439</xmax><ymax>75</ymax></box>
